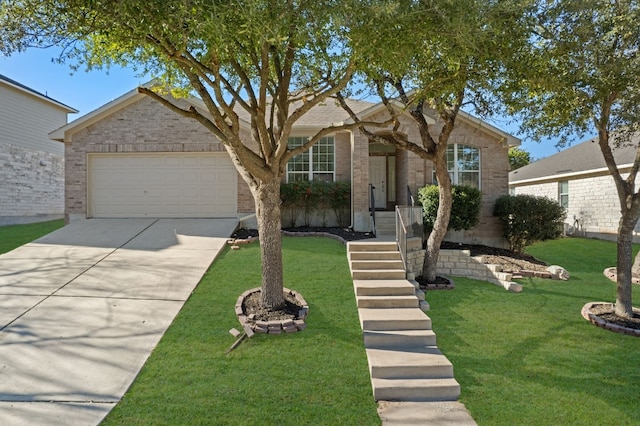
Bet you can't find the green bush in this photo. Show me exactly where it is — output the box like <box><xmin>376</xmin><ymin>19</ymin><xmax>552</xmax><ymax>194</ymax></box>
<box><xmin>493</xmin><ymin>194</ymin><xmax>566</xmax><ymax>253</ymax></box>
<box><xmin>418</xmin><ymin>184</ymin><xmax>482</xmax><ymax>232</ymax></box>
<box><xmin>327</xmin><ymin>180</ymin><xmax>351</xmax><ymax>227</ymax></box>
<box><xmin>280</xmin><ymin>180</ymin><xmax>351</xmax><ymax>227</ymax></box>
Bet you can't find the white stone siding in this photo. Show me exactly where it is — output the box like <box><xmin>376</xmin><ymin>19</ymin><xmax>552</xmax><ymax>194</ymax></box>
<box><xmin>0</xmin><ymin>141</ymin><xmax>64</xmax><ymax>220</ymax></box>
<box><xmin>511</xmin><ymin>172</ymin><xmax>640</xmax><ymax>236</ymax></box>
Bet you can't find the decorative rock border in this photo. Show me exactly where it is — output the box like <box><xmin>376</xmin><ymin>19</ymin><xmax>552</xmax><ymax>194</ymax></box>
<box><xmin>235</xmin><ymin>287</ymin><xmax>309</xmax><ymax>335</ymax></box>
<box><xmin>603</xmin><ymin>267</ymin><xmax>640</xmax><ymax>285</ymax></box>
<box><xmin>581</xmin><ymin>302</ymin><xmax>640</xmax><ymax>337</ymax></box>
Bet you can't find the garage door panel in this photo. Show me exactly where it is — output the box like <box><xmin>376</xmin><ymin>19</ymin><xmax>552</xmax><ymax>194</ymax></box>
<box><xmin>89</xmin><ymin>153</ymin><xmax>237</xmax><ymax>218</ymax></box>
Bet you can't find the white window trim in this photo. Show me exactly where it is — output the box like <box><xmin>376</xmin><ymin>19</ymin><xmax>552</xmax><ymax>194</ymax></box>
<box><xmin>434</xmin><ymin>143</ymin><xmax>481</xmax><ymax>189</ymax></box>
<box><xmin>559</xmin><ymin>180</ymin><xmax>569</xmax><ymax>209</ymax></box>
<box><xmin>286</xmin><ymin>136</ymin><xmax>336</xmax><ymax>182</ymax></box>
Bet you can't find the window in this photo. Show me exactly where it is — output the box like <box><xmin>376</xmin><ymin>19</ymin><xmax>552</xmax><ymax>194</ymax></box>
<box><xmin>559</xmin><ymin>181</ymin><xmax>569</xmax><ymax>209</ymax></box>
<box><xmin>434</xmin><ymin>144</ymin><xmax>481</xmax><ymax>188</ymax></box>
<box><xmin>287</xmin><ymin>136</ymin><xmax>335</xmax><ymax>182</ymax></box>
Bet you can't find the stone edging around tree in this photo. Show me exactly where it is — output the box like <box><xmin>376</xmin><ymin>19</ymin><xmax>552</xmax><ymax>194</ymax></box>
<box><xmin>580</xmin><ymin>302</ymin><xmax>640</xmax><ymax>337</ymax></box>
<box><xmin>603</xmin><ymin>267</ymin><xmax>640</xmax><ymax>285</ymax></box>
<box><xmin>235</xmin><ymin>287</ymin><xmax>309</xmax><ymax>335</ymax></box>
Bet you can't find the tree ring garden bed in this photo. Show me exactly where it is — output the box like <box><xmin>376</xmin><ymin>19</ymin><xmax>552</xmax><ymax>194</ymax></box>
<box><xmin>235</xmin><ymin>287</ymin><xmax>309</xmax><ymax>334</ymax></box>
<box><xmin>581</xmin><ymin>302</ymin><xmax>640</xmax><ymax>336</ymax></box>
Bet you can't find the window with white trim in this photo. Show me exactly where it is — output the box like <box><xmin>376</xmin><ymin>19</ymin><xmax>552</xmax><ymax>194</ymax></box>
<box><xmin>434</xmin><ymin>144</ymin><xmax>481</xmax><ymax>188</ymax></box>
<box><xmin>559</xmin><ymin>180</ymin><xmax>569</xmax><ymax>209</ymax></box>
<box><xmin>287</xmin><ymin>136</ymin><xmax>335</xmax><ymax>182</ymax></box>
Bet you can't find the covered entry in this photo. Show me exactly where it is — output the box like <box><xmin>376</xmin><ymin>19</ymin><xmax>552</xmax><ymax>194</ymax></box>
<box><xmin>368</xmin><ymin>142</ymin><xmax>397</xmax><ymax>210</ymax></box>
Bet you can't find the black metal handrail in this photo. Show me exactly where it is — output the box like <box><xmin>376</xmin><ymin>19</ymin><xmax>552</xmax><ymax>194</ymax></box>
<box><xmin>369</xmin><ymin>184</ymin><xmax>376</xmax><ymax>235</ymax></box>
<box><xmin>407</xmin><ymin>185</ymin><xmax>416</xmax><ymax>206</ymax></box>
<box><xmin>396</xmin><ymin>205</ymin><xmax>424</xmax><ymax>270</ymax></box>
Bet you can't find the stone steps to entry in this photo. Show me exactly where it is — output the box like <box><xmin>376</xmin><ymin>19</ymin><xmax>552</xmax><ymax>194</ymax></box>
<box><xmin>347</xmin><ymin>239</ymin><xmax>472</xmax><ymax>422</ymax></box>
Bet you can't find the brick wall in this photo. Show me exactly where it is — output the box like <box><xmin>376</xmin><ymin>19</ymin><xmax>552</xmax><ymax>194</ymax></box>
<box><xmin>352</xmin><ymin>107</ymin><xmax>510</xmax><ymax>247</ymax></box>
<box><xmin>0</xmin><ymin>141</ymin><xmax>64</xmax><ymax>222</ymax></box>
<box><xmin>66</xmin><ymin>95</ymin><xmax>248</xmax><ymax>219</ymax></box>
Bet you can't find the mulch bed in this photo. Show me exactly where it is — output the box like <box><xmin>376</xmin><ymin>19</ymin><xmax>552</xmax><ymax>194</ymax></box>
<box><xmin>243</xmin><ymin>291</ymin><xmax>303</xmax><ymax>322</ymax></box>
<box><xmin>232</xmin><ymin>227</ymin><xmax>375</xmax><ymax>242</ymax></box>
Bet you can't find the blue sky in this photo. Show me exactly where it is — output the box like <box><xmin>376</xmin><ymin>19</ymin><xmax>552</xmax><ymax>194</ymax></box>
<box><xmin>1</xmin><ymin>46</ymin><xmax>582</xmax><ymax>161</ymax></box>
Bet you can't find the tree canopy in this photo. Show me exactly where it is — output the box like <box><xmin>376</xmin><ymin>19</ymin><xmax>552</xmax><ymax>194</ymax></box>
<box><xmin>509</xmin><ymin>146</ymin><xmax>531</xmax><ymax>171</ymax></box>
<box><xmin>0</xmin><ymin>0</ymin><xmax>382</xmax><ymax>309</ymax></box>
<box><xmin>341</xmin><ymin>0</ymin><xmax>532</xmax><ymax>282</ymax></box>
<box><xmin>501</xmin><ymin>0</ymin><xmax>640</xmax><ymax>317</ymax></box>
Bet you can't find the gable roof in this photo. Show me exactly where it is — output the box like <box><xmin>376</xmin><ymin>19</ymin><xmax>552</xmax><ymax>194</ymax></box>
<box><xmin>0</xmin><ymin>73</ymin><xmax>78</xmax><ymax>113</ymax></box>
<box><xmin>50</xmin><ymin>82</ymin><xmax>518</xmax><ymax>146</ymax></box>
<box><xmin>510</xmin><ymin>136</ymin><xmax>638</xmax><ymax>184</ymax></box>
<box><xmin>231</xmin><ymin>96</ymin><xmax>376</xmax><ymax>131</ymax></box>
<box><xmin>346</xmin><ymin>100</ymin><xmax>520</xmax><ymax>147</ymax></box>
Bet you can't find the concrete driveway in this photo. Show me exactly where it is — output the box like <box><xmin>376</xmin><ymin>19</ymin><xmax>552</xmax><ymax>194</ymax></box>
<box><xmin>0</xmin><ymin>218</ymin><xmax>238</xmax><ymax>426</ymax></box>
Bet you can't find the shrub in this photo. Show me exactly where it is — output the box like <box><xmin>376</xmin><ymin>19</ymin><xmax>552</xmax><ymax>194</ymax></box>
<box><xmin>493</xmin><ymin>194</ymin><xmax>566</xmax><ymax>253</ymax></box>
<box><xmin>280</xmin><ymin>181</ymin><xmax>304</xmax><ymax>227</ymax></box>
<box><xmin>327</xmin><ymin>180</ymin><xmax>351</xmax><ymax>227</ymax></box>
<box><xmin>280</xmin><ymin>180</ymin><xmax>351</xmax><ymax>227</ymax></box>
<box><xmin>418</xmin><ymin>184</ymin><xmax>482</xmax><ymax>232</ymax></box>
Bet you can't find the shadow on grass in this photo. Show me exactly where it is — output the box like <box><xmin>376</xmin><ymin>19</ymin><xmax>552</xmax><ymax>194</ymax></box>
<box><xmin>425</xmin><ymin>237</ymin><xmax>640</xmax><ymax>424</ymax></box>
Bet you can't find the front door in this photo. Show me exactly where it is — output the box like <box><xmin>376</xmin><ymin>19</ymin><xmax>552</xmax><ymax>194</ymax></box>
<box><xmin>369</xmin><ymin>156</ymin><xmax>386</xmax><ymax>209</ymax></box>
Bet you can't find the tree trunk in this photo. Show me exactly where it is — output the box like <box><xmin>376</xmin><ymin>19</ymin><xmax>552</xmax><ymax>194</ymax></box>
<box><xmin>422</xmin><ymin>153</ymin><xmax>453</xmax><ymax>283</ymax></box>
<box><xmin>253</xmin><ymin>178</ymin><xmax>285</xmax><ymax>310</ymax></box>
<box><xmin>615</xmin><ymin>215</ymin><xmax>636</xmax><ymax>318</ymax></box>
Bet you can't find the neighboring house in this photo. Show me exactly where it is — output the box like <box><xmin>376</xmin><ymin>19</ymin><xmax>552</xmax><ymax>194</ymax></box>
<box><xmin>509</xmin><ymin>137</ymin><xmax>638</xmax><ymax>241</ymax></box>
<box><xmin>50</xmin><ymin>86</ymin><xmax>519</xmax><ymax>247</ymax></box>
<box><xmin>0</xmin><ymin>74</ymin><xmax>77</xmax><ymax>225</ymax></box>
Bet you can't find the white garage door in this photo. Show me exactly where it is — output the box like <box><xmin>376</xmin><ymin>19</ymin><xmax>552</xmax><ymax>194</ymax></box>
<box><xmin>88</xmin><ymin>153</ymin><xmax>237</xmax><ymax>218</ymax></box>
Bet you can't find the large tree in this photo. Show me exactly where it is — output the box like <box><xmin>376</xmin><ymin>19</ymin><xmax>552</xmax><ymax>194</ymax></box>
<box><xmin>0</xmin><ymin>0</ymin><xmax>385</xmax><ymax>309</ymax></box>
<box><xmin>342</xmin><ymin>0</ymin><xmax>530</xmax><ymax>282</ymax></box>
<box><xmin>502</xmin><ymin>0</ymin><xmax>640</xmax><ymax>317</ymax></box>
<box><xmin>509</xmin><ymin>146</ymin><xmax>531</xmax><ymax>171</ymax></box>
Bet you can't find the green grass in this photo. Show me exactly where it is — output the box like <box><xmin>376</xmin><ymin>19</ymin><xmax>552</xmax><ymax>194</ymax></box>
<box><xmin>427</xmin><ymin>237</ymin><xmax>640</xmax><ymax>425</ymax></box>
<box><xmin>103</xmin><ymin>237</ymin><xmax>380</xmax><ymax>425</ymax></box>
<box><xmin>0</xmin><ymin>219</ymin><xmax>64</xmax><ymax>254</ymax></box>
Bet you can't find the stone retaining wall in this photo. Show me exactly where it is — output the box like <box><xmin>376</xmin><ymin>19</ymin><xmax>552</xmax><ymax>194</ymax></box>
<box><xmin>406</xmin><ymin>248</ymin><xmax>522</xmax><ymax>292</ymax></box>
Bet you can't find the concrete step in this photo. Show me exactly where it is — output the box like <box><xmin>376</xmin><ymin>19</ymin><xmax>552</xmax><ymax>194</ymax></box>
<box><xmin>363</xmin><ymin>329</ymin><xmax>437</xmax><ymax>348</ymax></box>
<box><xmin>352</xmin><ymin>269</ymin><xmax>406</xmax><ymax>280</ymax></box>
<box><xmin>359</xmin><ymin>308</ymin><xmax>431</xmax><ymax>331</ymax></box>
<box><xmin>372</xmin><ymin>377</ymin><xmax>461</xmax><ymax>402</ymax></box>
<box><xmin>367</xmin><ymin>347</ymin><xmax>453</xmax><ymax>380</ymax></box>
<box><xmin>377</xmin><ymin>401</ymin><xmax>477</xmax><ymax>425</ymax></box>
<box><xmin>348</xmin><ymin>241</ymin><xmax>398</xmax><ymax>252</ymax></box>
<box><xmin>357</xmin><ymin>295</ymin><xmax>419</xmax><ymax>309</ymax></box>
<box><xmin>349</xmin><ymin>251</ymin><xmax>402</xmax><ymax>261</ymax></box>
<box><xmin>354</xmin><ymin>279</ymin><xmax>417</xmax><ymax>296</ymax></box>
<box><xmin>351</xmin><ymin>259</ymin><xmax>405</xmax><ymax>270</ymax></box>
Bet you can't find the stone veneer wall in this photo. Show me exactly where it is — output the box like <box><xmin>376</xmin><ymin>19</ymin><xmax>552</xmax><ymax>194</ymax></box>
<box><xmin>405</xmin><ymin>248</ymin><xmax>521</xmax><ymax>292</ymax></box>
<box><xmin>0</xmin><ymin>141</ymin><xmax>64</xmax><ymax>224</ymax></box>
<box><xmin>512</xmin><ymin>171</ymin><xmax>640</xmax><ymax>238</ymax></box>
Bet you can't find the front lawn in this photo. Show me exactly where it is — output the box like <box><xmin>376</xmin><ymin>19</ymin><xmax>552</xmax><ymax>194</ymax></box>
<box><xmin>103</xmin><ymin>237</ymin><xmax>380</xmax><ymax>425</ymax></box>
<box><xmin>427</xmin><ymin>237</ymin><xmax>640</xmax><ymax>425</ymax></box>
<box><xmin>0</xmin><ymin>219</ymin><xmax>64</xmax><ymax>254</ymax></box>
